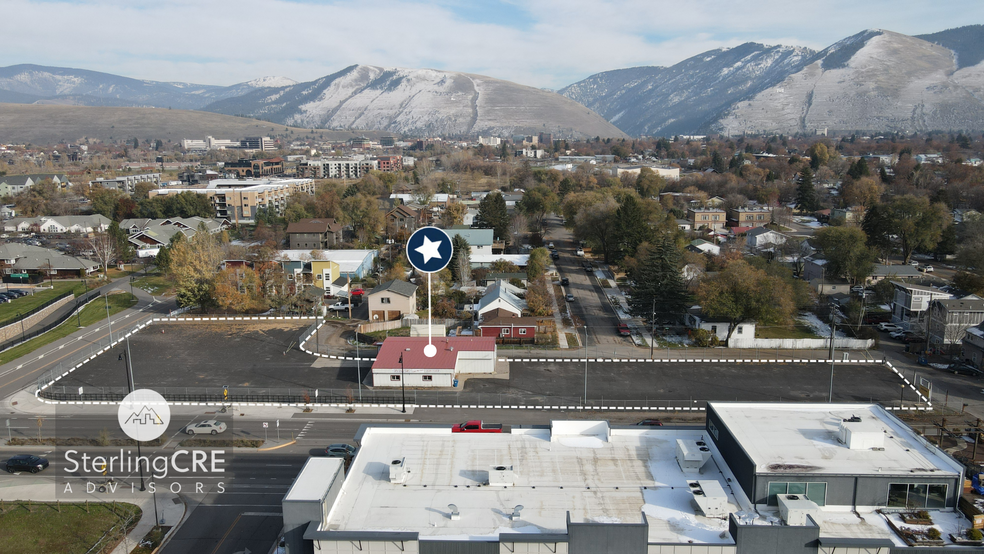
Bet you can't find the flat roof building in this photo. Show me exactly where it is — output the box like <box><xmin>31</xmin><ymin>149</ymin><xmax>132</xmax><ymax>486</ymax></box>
<box><xmin>281</xmin><ymin>403</ymin><xmax>972</xmax><ymax>554</ymax></box>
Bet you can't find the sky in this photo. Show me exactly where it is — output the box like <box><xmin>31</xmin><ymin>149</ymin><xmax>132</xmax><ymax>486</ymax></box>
<box><xmin>5</xmin><ymin>0</ymin><xmax>984</xmax><ymax>90</ymax></box>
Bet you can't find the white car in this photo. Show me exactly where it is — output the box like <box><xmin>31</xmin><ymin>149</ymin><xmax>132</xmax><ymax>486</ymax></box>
<box><xmin>328</xmin><ymin>302</ymin><xmax>351</xmax><ymax>311</ymax></box>
<box><xmin>919</xmin><ymin>265</ymin><xmax>934</xmax><ymax>273</ymax></box>
<box><xmin>185</xmin><ymin>420</ymin><xmax>227</xmax><ymax>435</ymax></box>
<box><xmin>878</xmin><ymin>323</ymin><xmax>901</xmax><ymax>333</ymax></box>
<box><xmin>547</xmin><ymin>242</ymin><xmax>555</xmax><ymax>249</ymax></box>
<box><xmin>576</xmin><ymin>248</ymin><xmax>585</xmax><ymax>257</ymax></box>
<box><xmin>851</xmin><ymin>285</ymin><xmax>864</xmax><ymax>293</ymax></box>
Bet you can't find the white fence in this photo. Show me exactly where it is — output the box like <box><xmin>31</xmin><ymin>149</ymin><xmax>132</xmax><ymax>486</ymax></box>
<box><xmin>728</xmin><ymin>337</ymin><xmax>874</xmax><ymax>349</ymax></box>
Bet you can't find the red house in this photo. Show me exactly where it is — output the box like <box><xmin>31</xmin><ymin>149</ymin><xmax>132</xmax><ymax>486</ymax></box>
<box><xmin>479</xmin><ymin>314</ymin><xmax>539</xmax><ymax>344</ymax></box>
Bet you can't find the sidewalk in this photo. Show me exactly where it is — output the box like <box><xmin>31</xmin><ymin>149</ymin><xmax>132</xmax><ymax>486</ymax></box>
<box><xmin>110</xmin><ymin>491</ymin><xmax>185</xmax><ymax>554</ymax></box>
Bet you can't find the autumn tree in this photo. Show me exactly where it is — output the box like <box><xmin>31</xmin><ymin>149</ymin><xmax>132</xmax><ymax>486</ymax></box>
<box><xmin>840</xmin><ymin>177</ymin><xmax>883</xmax><ymax>210</ymax></box>
<box><xmin>883</xmin><ymin>195</ymin><xmax>951</xmax><ymax>263</ymax></box>
<box><xmin>86</xmin><ymin>233</ymin><xmax>117</xmax><ymax>276</ymax></box>
<box><xmin>525</xmin><ymin>276</ymin><xmax>553</xmax><ymax>316</ymax></box>
<box><xmin>443</xmin><ymin>201</ymin><xmax>466</xmax><ymax>227</ymax></box>
<box><xmin>574</xmin><ymin>195</ymin><xmax>620</xmax><ymax>262</ymax></box>
<box><xmin>214</xmin><ymin>267</ymin><xmax>264</xmax><ymax>312</ymax></box>
<box><xmin>634</xmin><ymin>167</ymin><xmax>666</xmax><ymax>198</ymax></box>
<box><xmin>517</xmin><ymin>185</ymin><xmax>557</xmax><ymax>235</ymax></box>
<box><xmin>812</xmin><ymin>226</ymin><xmax>877</xmax><ymax>285</ymax></box>
<box><xmin>697</xmin><ymin>260</ymin><xmax>795</xmax><ymax>341</ymax></box>
<box><xmin>341</xmin><ymin>194</ymin><xmax>383</xmax><ymax>245</ymax></box>
<box><xmin>526</xmin><ymin>247</ymin><xmax>551</xmax><ymax>281</ymax></box>
<box><xmin>170</xmin><ymin>226</ymin><xmax>224</xmax><ymax>309</ymax></box>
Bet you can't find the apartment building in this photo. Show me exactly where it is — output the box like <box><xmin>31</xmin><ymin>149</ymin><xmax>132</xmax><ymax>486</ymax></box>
<box><xmin>149</xmin><ymin>178</ymin><xmax>315</xmax><ymax>224</ymax></box>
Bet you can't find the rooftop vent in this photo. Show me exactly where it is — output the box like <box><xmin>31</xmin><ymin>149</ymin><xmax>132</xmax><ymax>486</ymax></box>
<box><xmin>389</xmin><ymin>457</ymin><xmax>410</xmax><ymax>484</ymax></box>
<box><xmin>448</xmin><ymin>504</ymin><xmax>460</xmax><ymax>521</ymax></box>
<box><xmin>843</xmin><ymin>415</ymin><xmax>862</xmax><ymax>423</ymax></box>
<box><xmin>688</xmin><ymin>480</ymin><xmax>727</xmax><ymax>517</ymax></box>
<box><xmin>488</xmin><ymin>464</ymin><xmax>516</xmax><ymax>487</ymax></box>
<box><xmin>839</xmin><ymin>419</ymin><xmax>884</xmax><ymax>450</ymax></box>
<box><xmin>511</xmin><ymin>505</ymin><xmax>524</xmax><ymax>521</ymax></box>
<box><xmin>777</xmin><ymin>493</ymin><xmax>820</xmax><ymax>526</ymax></box>
<box><xmin>676</xmin><ymin>439</ymin><xmax>712</xmax><ymax>474</ymax></box>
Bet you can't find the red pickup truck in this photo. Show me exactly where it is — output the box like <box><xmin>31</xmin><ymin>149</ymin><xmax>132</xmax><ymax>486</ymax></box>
<box><xmin>452</xmin><ymin>420</ymin><xmax>503</xmax><ymax>433</ymax></box>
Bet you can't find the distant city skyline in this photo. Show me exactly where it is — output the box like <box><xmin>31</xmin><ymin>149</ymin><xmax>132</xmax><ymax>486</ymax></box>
<box><xmin>5</xmin><ymin>0</ymin><xmax>984</xmax><ymax>90</ymax></box>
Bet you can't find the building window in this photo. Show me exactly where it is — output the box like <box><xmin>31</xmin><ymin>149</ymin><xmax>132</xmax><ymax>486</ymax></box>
<box><xmin>767</xmin><ymin>482</ymin><xmax>826</xmax><ymax>506</ymax></box>
<box><xmin>422</xmin><ymin>375</ymin><xmax>433</xmax><ymax>382</ymax></box>
<box><xmin>381</xmin><ymin>297</ymin><xmax>391</xmax><ymax>304</ymax></box>
<box><xmin>390</xmin><ymin>375</ymin><xmax>401</xmax><ymax>381</ymax></box>
<box><xmin>710</xmin><ymin>325</ymin><xmax>717</xmax><ymax>334</ymax></box>
<box><xmin>502</xmin><ymin>328</ymin><xmax>510</xmax><ymax>335</ymax></box>
<box><xmin>519</xmin><ymin>328</ymin><xmax>527</xmax><ymax>335</ymax></box>
<box><xmin>888</xmin><ymin>483</ymin><xmax>947</xmax><ymax>509</ymax></box>
<box><xmin>736</xmin><ymin>326</ymin><xmax>742</xmax><ymax>335</ymax></box>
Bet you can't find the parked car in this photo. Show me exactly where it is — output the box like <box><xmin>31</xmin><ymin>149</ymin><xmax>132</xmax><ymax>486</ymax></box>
<box><xmin>350</xmin><ymin>287</ymin><xmax>365</xmax><ymax>297</ymax></box>
<box><xmin>635</xmin><ymin>419</ymin><xmax>663</xmax><ymax>427</ymax></box>
<box><xmin>328</xmin><ymin>302</ymin><xmax>352</xmax><ymax>312</ymax></box>
<box><xmin>889</xmin><ymin>330</ymin><xmax>907</xmax><ymax>339</ymax></box>
<box><xmin>576</xmin><ymin>248</ymin><xmax>585</xmax><ymax>257</ymax></box>
<box><xmin>919</xmin><ymin>265</ymin><xmax>934</xmax><ymax>273</ymax></box>
<box><xmin>565</xmin><ymin>293</ymin><xmax>575</xmax><ymax>302</ymax></box>
<box><xmin>948</xmin><ymin>362</ymin><xmax>984</xmax><ymax>377</ymax></box>
<box><xmin>547</xmin><ymin>242</ymin><xmax>555</xmax><ymax>249</ymax></box>
<box><xmin>551</xmin><ymin>251</ymin><xmax>560</xmax><ymax>260</ymax></box>
<box><xmin>878</xmin><ymin>323</ymin><xmax>901</xmax><ymax>332</ymax></box>
<box><xmin>909</xmin><ymin>260</ymin><xmax>919</xmax><ymax>266</ymax></box>
<box><xmin>325</xmin><ymin>443</ymin><xmax>358</xmax><ymax>458</ymax></box>
<box><xmin>5</xmin><ymin>454</ymin><xmax>49</xmax><ymax>473</ymax></box>
<box><xmin>900</xmin><ymin>333</ymin><xmax>924</xmax><ymax>343</ymax></box>
<box><xmin>184</xmin><ymin>420</ymin><xmax>227</xmax><ymax>435</ymax></box>
<box><xmin>851</xmin><ymin>285</ymin><xmax>864</xmax><ymax>293</ymax></box>
<box><xmin>616</xmin><ymin>323</ymin><xmax>631</xmax><ymax>336</ymax></box>
<box><xmin>560</xmin><ymin>277</ymin><xmax>569</xmax><ymax>286</ymax></box>
<box><xmin>452</xmin><ymin>420</ymin><xmax>503</xmax><ymax>433</ymax></box>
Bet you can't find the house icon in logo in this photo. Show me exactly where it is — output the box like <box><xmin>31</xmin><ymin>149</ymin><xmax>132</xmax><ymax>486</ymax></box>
<box><xmin>125</xmin><ymin>405</ymin><xmax>164</xmax><ymax>426</ymax></box>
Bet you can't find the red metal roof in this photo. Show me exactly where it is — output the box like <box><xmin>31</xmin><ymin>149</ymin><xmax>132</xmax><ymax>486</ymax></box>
<box><xmin>372</xmin><ymin>336</ymin><xmax>496</xmax><ymax>371</ymax></box>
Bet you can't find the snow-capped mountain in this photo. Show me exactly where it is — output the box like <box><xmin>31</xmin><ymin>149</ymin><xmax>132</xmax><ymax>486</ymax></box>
<box><xmin>203</xmin><ymin>65</ymin><xmax>627</xmax><ymax>138</ymax></box>
<box><xmin>563</xmin><ymin>25</ymin><xmax>984</xmax><ymax>136</ymax></box>
<box><xmin>0</xmin><ymin>64</ymin><xmax>295</xmax><ymax>109</ymax></box>
<box><xmin>561</xmin><ymin>43</ymin><xmax>814</xmax><ymax>137</ymax></box>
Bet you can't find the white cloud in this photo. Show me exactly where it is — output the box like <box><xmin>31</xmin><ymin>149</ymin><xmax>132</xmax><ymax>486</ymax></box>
<box><xmin>2</xmin><ymin>0</ymin><xmax>982</xmax><ymax>89</ymax></box>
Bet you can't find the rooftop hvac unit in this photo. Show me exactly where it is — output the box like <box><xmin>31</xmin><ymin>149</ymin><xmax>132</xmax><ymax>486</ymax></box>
<box><xmin>488</xmin><ymin>464</ymin><xmax>516</xmax><ymax>487</ymax></box>
<box><xmin>389</xmin><ymin>457</ymin><xmax>410</xmax><ymax>484</ymax></box>
<box><xmin>838</xmin><ymin>418</ymin><xmax>884</xmax><ymax>450</ymax></box>
<box><xmin>777</xmin><ymin>494</ymin><xmax>820</xmax><ymax>526</ymax></box>
<box><xmin>688</xmin><ymin>480</ymin><xmax>728</xmax><ymax>518</ymax></box>
<box><xmin>676</xmin><ymin>439</ymin><xmax>712</xmax><ymax>474</ymax></box>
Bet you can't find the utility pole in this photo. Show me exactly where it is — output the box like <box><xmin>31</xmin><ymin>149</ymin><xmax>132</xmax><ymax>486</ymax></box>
<box><xmin>650</xmin><ymin>298</ymin><xmax>656</xmax><ymax>359</ymax></box>
<box><xmin>119</xmin><ymin>338</ymin><xmax>146</xmax><ymax>491</ymax></box>
<box><xmin>105</xmin><ymin>294</ymin><xmax>113</xmax><ymax>343</ymax></box>
<box><xmin>828</xmin><ymin>307</ymin><xmax>836</xmax><ymax>402</ymax></box>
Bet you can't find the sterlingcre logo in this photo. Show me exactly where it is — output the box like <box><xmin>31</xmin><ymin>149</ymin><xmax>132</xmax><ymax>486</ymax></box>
<box><xmin>117</xmin><ymin>389</ymin><xmax>170</xmax><ymax>441</ymax></box>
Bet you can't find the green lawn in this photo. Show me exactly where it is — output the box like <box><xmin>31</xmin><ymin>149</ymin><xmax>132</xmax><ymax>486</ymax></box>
<box><xmin>0</xmin><ymin>292</ymin><xmax>137</xmax><ymax>365</ymax></box>
<box><xmin>0</xmin><ymin>281</ymin><xmax>87</xmax><ymax>328</ymax></box>
<box><xmin>755</xmin><ymin>324</ymin><xmax>820</xmax><ymax>339</ymax></box>
<box><xmin>131</xmin><ymin>271</ymin><xmax>172</xmax><ymax>296</ymax></box>
<box><xmin>0</xmin><ymin>502</ymin><xmax>141</xmax><ymax>554</ymax></box>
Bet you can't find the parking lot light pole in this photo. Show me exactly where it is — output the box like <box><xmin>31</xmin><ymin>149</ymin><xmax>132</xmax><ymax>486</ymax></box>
<box><xmin>583</xmin><ymin>325</ymin><xmax>588</xmax><ymax>409</ymax></box>
<box><xmin>650</xmin><ymin>298</ymin><xmax>656</xmax><ymax>359</ymax></box>
<box><xmin>400</xmin><ymin>351</ymin><xmax>406</xmax><ymax>413</ymax></box>
<box><xmin>828</xmin><ymin>307</ymin><xmax>836</xmax><ymax>403</ymax></box>
<box><xmin>105</xmin><ymin>294</ymin><xmax>113</xmax><ymax>344</ymax></box>
<box><xmin>356</xmin><ymin>335</ymin><xmax>362</xmax><ymax>402</ymax></box>
<box><xmin>119</xmin><ymin>338</ymin><xmax>146</xmax><ymax>492</ymax></box>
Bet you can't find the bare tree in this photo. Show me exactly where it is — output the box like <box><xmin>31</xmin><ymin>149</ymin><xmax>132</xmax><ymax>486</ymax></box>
<box><xmin>87</xmin><ymin>233</ymin><xmax>117</xmax><ymax>276</ymax></box>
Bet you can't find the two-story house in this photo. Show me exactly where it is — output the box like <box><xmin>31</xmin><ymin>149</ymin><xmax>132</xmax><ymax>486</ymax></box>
<box><xmin>891</xmin><ymin>282</ymin><xmax>954</xmax><ymax>333</ymax></box>
<box><xmin>963</xmin><ymin>322</ymin><xmax>984</xmax><ymax>368</ymax></box>
<box><xmin>687</xmin><ymin>207</ymin><xmax>726</xmax><ymax>231</ymax></box>
<box><xmin>927</xmin><ymin>297</ymin><xmax>984</xmax><ymax>350</ymax></box>
<box><xmin>385</xmin><ymin>205</ymin><xmax>419</xmax><ymax>241</ymax></box>
<box><xmin>286</xmin><ymin>218</ymin><xmax>343</xmax><ymax>250</ymax></box>
<box><xmin>443</xmin><ymin>227</ymin><xmax>494</xmax><ymax>256</ymax></box>
<box><xmin>367</xmin><ymin>279</ymin><xmax>418</xmax><ymax>322</ymax></box>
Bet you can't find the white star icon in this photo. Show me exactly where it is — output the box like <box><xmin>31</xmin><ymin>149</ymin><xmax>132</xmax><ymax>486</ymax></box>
<box><xmin>415</xmin><ymin>236</ymin><xmax>443</xmax><ymax>263</ymax></box>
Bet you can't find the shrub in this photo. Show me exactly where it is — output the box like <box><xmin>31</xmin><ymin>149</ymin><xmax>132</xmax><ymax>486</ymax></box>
<box><xmin>917</xmin><ymin>510</ymin><xmax>931</xmax><ymax>520</ymax></box>
<box><xmin>691</xmin><ymin>328</ymin><xmax>720</xmax><ymax>348</ymax></box>
<box><xmin>927</xmin><ymin>528</ymin><xmax>941</xmax><ymax>540</ymax></box>
<box><xmin>968</xmin><ymin>528</ymin><xmax>983</xmax><ymax>541</ymax></box>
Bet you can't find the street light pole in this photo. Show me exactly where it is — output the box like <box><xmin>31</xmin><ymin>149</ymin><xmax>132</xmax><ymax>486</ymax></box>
<box><xmin>119</xmin><ymin>338</ymin><xmax>146</xmax><ymax>491</ymax></box>
<box><xmin>828</xmin><ymin>307</ymin><xmax>836</xmax><ymax>403</ymax></box>
<box><xmin>400</xmin><ymin>352</ymin><xmax>406</xmax><ymax>413</ymax></box>
<box><xmin>650</xmin><ymin>298</ymin><xmax>656</xmax><ymax>359</ymax></box>
<box><xmin>105</xmin><ymin>294</ymin><xmax>113</xmax><ymax>343</ymax></box>
<box><xmin>356</xmin><ymin>335</ymin><xmax>362</xmax><ymax>402</ymax></box>
<box><xmin>583</xmin><ymin>325</ymin><xmax>588</xmax><ymax>409</ymax></box>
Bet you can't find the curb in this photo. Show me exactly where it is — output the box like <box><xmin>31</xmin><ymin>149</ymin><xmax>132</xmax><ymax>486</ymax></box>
<box><xmin>258</xmin><ymin>440</ymin><xmax>297</xmax><ymax>451</ymax></box>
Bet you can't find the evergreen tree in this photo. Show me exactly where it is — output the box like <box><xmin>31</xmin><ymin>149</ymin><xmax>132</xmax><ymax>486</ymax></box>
<box><xmin>795</xmin><ymin>167</ymin><xmax>820</xmax><ymax>212</ymax></box>
<box><xmin>475</xmin><ymin>191</ymin><xmax>509</xmax><ymax>241</ymax></box>
<box><xmin>847</xmin><ymin>158</ymin><xmax>870</xmax><ymax>179</ymax></box>
<box><xmin>450</xmin><ymin>235</ymin><xmax>471</xmax><ymax>284</ymax></box>
<box><xmin>108</xmin><ymin>220</ymin><xmax>135</xmax><ymax>262</ymax></box>
<box><xmin>628</xmin><ymin>235</ymin><xmax>687</xmax><ymax>323</ymax></box>
<box><xmin>613</xmin><ymin>195</ymin><xmax>656</xmax><ymax>263</ymax></box>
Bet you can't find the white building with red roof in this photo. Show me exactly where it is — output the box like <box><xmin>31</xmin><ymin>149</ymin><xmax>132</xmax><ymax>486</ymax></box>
<box><xmin>371</xmin><ymin>336</ymin><xmax>497</xmax><ymax>387</ymax></box>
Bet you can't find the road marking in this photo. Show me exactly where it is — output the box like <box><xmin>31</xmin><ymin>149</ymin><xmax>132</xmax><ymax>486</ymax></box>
<box><xmin>210</xmin><ymin>512</ymin><xmax>243</xmax><ymax>554</ymax></box>
<box><xmin>241</xmin><ymin>512</ymin><xmax>282</xmax><ymax>516</ymax></box>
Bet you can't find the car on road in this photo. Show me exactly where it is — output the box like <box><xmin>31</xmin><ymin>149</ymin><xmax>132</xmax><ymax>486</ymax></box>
<box><xmin>909</xmin><ymin>260</ymin><xmax>919</xmax><ymax>266</ymax></box>
<box><xmin>565</xmin><ymin>293</ymin><xmax>575</xmax><ymax>302</ymax></box>
<box><xmin>184</xmin><ymin>420</ymin><xmax>227</xmax><ymax>435</ymax></box>
<box><xmin>5</xmin><ymin>454</ymin><xmax>49</xmax><ymax>473</ymax></box>
<box><xmin>878</xmin><ymin>323</ymin><xmax>901</xmax><ymax>332</ymax></box>
<box><xmin>851</xmin><ymin>285</ymin><xmax>864</xmax><ymax>293</ymax></box>
<box><xmin>919</xmin><ymin>265</ymin><xmax>934</xmax><ymax>273</ymax></box>
<box><xmin>547</xmin><ymin>242</ymin><xmax>555</xmax><ymax>249</ymax></box>
<box><xmin>576</xmin><ymin>248</ymin><xmax>585</xmax><ymax>257</ymax></box>
<box><xmin>551</xmin><ymin>251</ymin><xmax>560</xmax><ymax>260</ymax></box>
<box><xmin>635</xmin><ymin>419</ymin><xmax>663</xmax><ymax>427</ymax></box>
<box><xmin>616</xmin><ymin>323</ymin><xmax>631</xmax><ymax>336</ymax></box>
<box><xmin>328</xmin><ymin>302</ymin><xmax>352</xmax><ymax>311</ymax></box>
<box><xmin>560</xmin><ymin>277</ymin><xmax>569</xmax><ymax>286</ymax></box>
<box><xmin>325</xmin><ymin>443</ymin><xmax>358</xmax><ymax>458</ymax></box>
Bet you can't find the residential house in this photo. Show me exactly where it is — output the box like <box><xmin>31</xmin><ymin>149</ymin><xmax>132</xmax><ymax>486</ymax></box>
<box><xmin>963</xmin><ymin>322</ymin><xmax>984</xmax><ymax>368</ymax></box>
<box><xmin>286</xmin><ymin>218</ymin><xmax>343</xmax><ymax>250</ymax></box>
<box><xmin>808</xmin><ymin>278</ymin><xmax>852</xmax><ymax>296</ymax></box>
<box><xmin>128</xmin><ymin>225</ymin><xmax>194</xmax><ymax>258</ymax></box>
<box><xmin>687</xmin><ymin>207</ymin><xmax>726</xmax><ymax>231</ymax></box>
<box><xmin>0</xmin><ymin>174</ymin><xmax>72</xmax><ymax>196</ymax></box>
<box><xmin>443</xmin><ymin>227</ymin><xmax>494</xmax><ymax>256</ymax></box>
<box><xmin>686</xmin><ymin>239</ymin><xmax>720</xmax><ymax>256</ymax></box>
<box><xmin>479</xmin><ymin>314</ymin><xmax>539</xmax><ymax>344</ymax></box>
<box><xmin>1</xmin><ymin>205</ymin><xmax>15</xmax><ymax>220</ymax></box>
<box><xmin>276</xmin><ymin>249</ymin><xmax>377</xmax><ymax>280</ymax></box>
<box><xmin>830</xmin><ymin>207</ymin><xmax>864</xmax><ymax>225</ymax></box>
<box><xmin>866</xmin><ymin>263</ymin><xmax>921</xmax><ymax>284</ymax></box>
<box><xmin>676</xmin><ymin>219</ymin><xmax>692</xmax><ymax>232</ymax></box>
<box><xmin>367</xmin><ymin>279</ymin><xmax>418</xmax><ymax>322</ymax></box>
<box><xmin>684</xmin><ymin>306</ymin><xmax>756</xmax><ymax>342</ymax></box>
<box><xmin>476</xmin><ymin>280</ymin><xmax>526</xmax><ymax>319</ymax></box>
<box><xmin>927</xmin><ymin>297</ymin><xmax>984</xmax><ymax>348</ymax></box>
<box><xmin>119</xmin><ymin>217</ymin><xmax>229</xmax><ymax>236</ymax></box>
<box><xmin>891</xmin><ymin>282</ymin><xmax>954</xmax><ymax>332</ymax></box>
<box><xmin>726</xmin><ymin>206</ymin><xmax>771</xmax><ymax>228</ymax></box>
<box><xmin>745</xmin><ymin>227</ymin><xmax>787</xmax><ymax>250</ymax></box>
<box><xmin>385</xmin><ymin>205</ymin><xmax>419</xmax><ymax>240</ymax></box>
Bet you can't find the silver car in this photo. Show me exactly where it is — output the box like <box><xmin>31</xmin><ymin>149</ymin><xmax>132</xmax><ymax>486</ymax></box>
<box><xmin>184</xmin><ymin>420</ymin><xmax>228</xmax><ymax>435</ymax></box>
